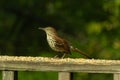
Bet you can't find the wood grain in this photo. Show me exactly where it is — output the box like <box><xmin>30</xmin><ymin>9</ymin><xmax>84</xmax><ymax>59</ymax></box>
<box><xmin>58</xmin><ymin>72</ymin><xmax>71</xmax><ymax>80</ymax></box>
<box><xmin>2</xmin><ymin>71</ymin><xmax>17</xmax><ymax>80</ymax></box>
<box><xmin>1</xmin><ymin>56</ymin><xmax>120</xmax><ymax>80</ymax></box>
<box><xmin>0</xmin><ymin>56</ymin><xmax>120</xmax><ymax>73</ymax></box>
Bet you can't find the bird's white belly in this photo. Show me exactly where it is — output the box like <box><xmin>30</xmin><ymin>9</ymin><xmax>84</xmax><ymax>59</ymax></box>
<box><xmin>47</xmin><ymin>36</ymin><xmax>59</xmax><ymax>51</ymax></box>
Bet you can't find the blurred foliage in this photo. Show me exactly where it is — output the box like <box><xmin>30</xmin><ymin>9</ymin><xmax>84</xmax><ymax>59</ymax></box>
<box><xmin>18</xmin><ymin>71</ymin><xmax>58</xmax><ymax>80</ymax></box>
<box><xmin>0</xmin><ymin>0</ymin><xmax>120</xmax><ymax>80</ymax></box>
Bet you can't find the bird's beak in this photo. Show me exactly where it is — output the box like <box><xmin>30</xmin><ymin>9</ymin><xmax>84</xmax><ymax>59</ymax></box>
<box><xmin>38</xmin><ymin>27</ymin><xmax>44</xmax><ymax>30</ymax></box>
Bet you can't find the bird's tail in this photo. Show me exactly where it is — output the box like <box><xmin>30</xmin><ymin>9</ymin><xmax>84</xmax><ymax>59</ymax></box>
<box><xmin>70</xmin><ymin>46</ymin><xmax>92</xmax><ymax>59</ymax></box>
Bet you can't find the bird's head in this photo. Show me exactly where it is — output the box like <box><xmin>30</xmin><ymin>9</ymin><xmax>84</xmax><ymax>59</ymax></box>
<box><xmin>38</xmin><ymin>27</ymin><xmax>57</xmax><ymax>35</ymax></box>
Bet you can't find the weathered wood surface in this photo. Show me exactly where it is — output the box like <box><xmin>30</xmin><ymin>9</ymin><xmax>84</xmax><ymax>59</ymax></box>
<box><xmin>2</xmin><ymin>71</ymin><xmax>17</xmax><ymax>80</ymax></box>
<box><xmin>0</xmin><ymin>56</ymin><xmax>120</xmax><ymax>73</ymax></box>
<box><xmin>58</xmin><ymin>72</ymin><xmax>71</xmax><ymax>80</ymax></box>
<box><xmin>114</xmin><ymin>73</ymin><xmax>120</xmax><ymax>80</ymax></box>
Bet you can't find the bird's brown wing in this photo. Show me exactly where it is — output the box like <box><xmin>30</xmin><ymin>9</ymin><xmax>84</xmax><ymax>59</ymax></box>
<box><xmin>55</xmin><ymin>37</ymin><xmax>71</xmax><ymax>54</ymax></box>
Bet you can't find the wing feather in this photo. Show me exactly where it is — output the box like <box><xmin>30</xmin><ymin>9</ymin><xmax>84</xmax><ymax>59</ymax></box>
<box><xmin>54</xmin><ymin>37</ymin><xmax>71</xmax><ymax>54</ymax></box>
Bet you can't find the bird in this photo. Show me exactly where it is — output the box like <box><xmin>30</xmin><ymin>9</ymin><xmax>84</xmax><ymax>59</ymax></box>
<box><xmin>38</xmin><ymin>27</ymin><xmax>91</xmax><ymax>59</ymax></box>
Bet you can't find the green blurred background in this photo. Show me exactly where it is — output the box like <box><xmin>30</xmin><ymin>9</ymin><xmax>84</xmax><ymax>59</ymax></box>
<box><xmin>0</xmin><ymin>0</ymin><xmax>120</xmax><ymax>80</ymax></box>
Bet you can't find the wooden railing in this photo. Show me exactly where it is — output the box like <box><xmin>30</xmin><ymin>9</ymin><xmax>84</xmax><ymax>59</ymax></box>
<box><xmin>0</xmin><ymin>56</ymin><xmax>120</xmax><ymax>80</ymax></box>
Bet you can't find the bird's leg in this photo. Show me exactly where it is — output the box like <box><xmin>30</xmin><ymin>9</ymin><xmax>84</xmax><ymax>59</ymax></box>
<box><xmin>54</xmin><ymin>52</ymin><xmax>61</xmax><ymax>58</ymax></box>
<box><xmin>54</xmin><ymin>54</ymin><xmax>66</xmax><ymax>58</ymax></box>
<box><xmin>54</xmin><ymin>55</ymin><xmax>58</xmax><ymax>57</ymax></box>
<box><xmin>61</xmin><ymin>53</ymin><xmax>66</xmax><ymax>58</ymax></box>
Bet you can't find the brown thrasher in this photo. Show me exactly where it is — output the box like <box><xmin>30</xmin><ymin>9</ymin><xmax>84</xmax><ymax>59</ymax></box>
<box><xmin>39</xmin><ymin>27</ymin><xmax>91</xmax><ymax>59</ymax></box>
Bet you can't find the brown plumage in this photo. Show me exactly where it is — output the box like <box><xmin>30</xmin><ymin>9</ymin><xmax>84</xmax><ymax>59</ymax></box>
<box><xmin>39</xmin><ymin>27</ymin><xmax>91</xmax><ymax>58</ymax></box>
